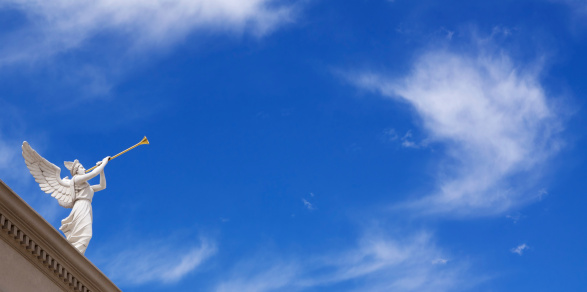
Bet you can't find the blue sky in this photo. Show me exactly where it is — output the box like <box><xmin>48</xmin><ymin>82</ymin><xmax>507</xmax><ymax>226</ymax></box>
<box><xmin>1</xmin><ymin>0</ymin><xmax>586</xmax><ymax>291</ymax></box>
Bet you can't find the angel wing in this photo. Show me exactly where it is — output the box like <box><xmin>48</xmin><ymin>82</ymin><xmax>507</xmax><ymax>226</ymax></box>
<box><xmin>22</xmin><ymin>142</ymin><xmax>75</xmax><ymax>208</ymax></box>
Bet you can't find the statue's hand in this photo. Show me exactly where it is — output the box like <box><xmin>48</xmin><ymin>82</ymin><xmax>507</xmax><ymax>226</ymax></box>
<box><xmin>96</xmin><ymin>157</ymin><xmax>110</xmax><ymax>167</ymax></box>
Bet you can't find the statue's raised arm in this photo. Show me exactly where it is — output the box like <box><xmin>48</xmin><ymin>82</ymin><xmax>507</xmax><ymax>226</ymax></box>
<box><xmin>22</xmin><ymin>141</ymin><xmax>76</xmax><ymax>208</ymax></box>
<box><xmin>73</xmin><ymin>156</ymin><xmax>109</xmax><ymax>184</ymax></box>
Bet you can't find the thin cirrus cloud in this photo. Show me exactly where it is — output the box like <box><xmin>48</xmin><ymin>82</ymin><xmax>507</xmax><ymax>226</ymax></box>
<box><xmin>215</xmin><ymin>232</ymin><xmax>476</xmax><ymax>292</ymax></box>
<box><xmin>557</xmin><ymin>0</ymin><xmax>587</xmax><ymax>12</ymax></box>
<box><xmin>302</xmin><ymin>198</ymin><xmax>315</xmax><ymax>210</ymax></box>
<box><xmin>0</xmin><ymin>0</ymin><xmax>295</xmax><ymax>65</ymax></box>
<box><xmin>352</xmin><ymin>45</ymin><xmax>561</xmax><ymax>216</ymax></box>
<box><xmin>0</xmin><ymin>104</ymin><xmax>32</xmax><ymax>183</ymax></box>
<box><xmin>0</xmin><ymin>138</ymin><xmax>19</xmax><ymax>176</ymax></box>
<box><xmin>510</xmin><ymin>243</ymin><xmax>529</xmax><ymax>255</ymax></box>
<box><xmin>98</xmin><ymin>237</ymin><xmax>217</xmax><ymax>285</ymax></box>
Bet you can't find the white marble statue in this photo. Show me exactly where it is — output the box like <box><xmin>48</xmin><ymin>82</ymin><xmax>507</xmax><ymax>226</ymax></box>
<box><xmin>22</xmin><ymin>141</ymin><xmax>110</xmax><ymax>255</ymax></box>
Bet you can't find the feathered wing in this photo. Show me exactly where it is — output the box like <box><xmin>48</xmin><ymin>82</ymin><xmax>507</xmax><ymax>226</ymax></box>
<box><xmin>22</xmin><ymin>142</ymin><xmax>74</xmax><ymax>208</ymax></box>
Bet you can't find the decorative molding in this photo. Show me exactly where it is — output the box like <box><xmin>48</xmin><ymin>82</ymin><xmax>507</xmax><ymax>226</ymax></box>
<box><xmin>0</xmin><ymin>212</ymin><xmax>89</xmax><ymax>291</ymax></box>
<box><xmin>0</xmin><ymin>180</ymin><xmax>120</xmax><ymax>292</ymax></box>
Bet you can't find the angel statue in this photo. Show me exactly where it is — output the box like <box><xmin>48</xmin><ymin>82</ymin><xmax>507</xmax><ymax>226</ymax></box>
<box><xmin>22</xmin><ymin>141</ymin><xmax>110</xmax><ymax>255</ymax></box>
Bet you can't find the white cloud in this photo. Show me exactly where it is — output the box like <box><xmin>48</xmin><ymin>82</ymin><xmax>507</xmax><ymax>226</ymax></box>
<box><xmin>510</xmin><ymin>243</ymin><xmax>528</xmax><ymax>255</ymax></box>
<box><xmin>100</xmin><ymin>237</ymin><xmax>216</xmax><ymax>285</ymax></box>
<box><xmin>302</xmin><ymin>198</ymin><xmax>315</xmax><ymax>210</ymax></box>
<box><xmin>352</xmin><ymin>45</ymin><xmax>561</xmax><ymax>216</ymax></box>
<box><xmin>400</xmin><ymin>130</ymin><xmax>429</xmax><ymax>149</ymax></box>
<box><xmin>0</xmin><ymin>0</ymin><xmax>295</xmax><ymax>65</ymax></box>
<box><xmin>432</xmin><ymin>258</ymin><xmax>448</xmax><ymax>265</ymax></box>
<box><xmin>383</xmin><ymin>128</ymin><xmax>428</xmax><ymax>148</ymax></box>
<box><xmin>215</xmin><ymin>232</ymin><xmax>477</xmax><ymax>292</ymax></box>
<box><xmin>401</xmin><ymin>130</ymin><xmax>418</xmax><ymax>148</ymax></box>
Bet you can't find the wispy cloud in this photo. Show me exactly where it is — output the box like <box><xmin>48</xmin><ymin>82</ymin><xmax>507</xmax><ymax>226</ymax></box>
<box><xmin>99</xmin><ymin>237</ymin><xmax>216</xmax><ymax>285</ymax></box>
<box><xmin>432</xmin><ymin>258</ymin><xmax>448</xmax><ymax>265</ymax></box>
<box><xmin>554</xmin><ymin>0</ymin><xmax>587</xmax><ymax>13</ymax></box>
<box><xmin>0</xmin><ymin>102</ymin><xmax>34</xmax><ymax>183</ymax></box>
<box><xmin>510</xmin><ymin>243</ymin><xmax>529</xmax><ymax>255</ymax></box>
<box><xmin>506</xmin><ymin>213</ymin><xmax>523</xmax><ymax>224</ymax></box>
<box><xmin>215</xmin><ymin>232</ymin><xmax>478</xmax><ymax>292</ymax></box>
<box><xmin>400</xmin><ymin>130</ymin><xmax>429</xmax><ymax>149</ymax></box>
<box><xmin>383</xmin><ymin>128</ymin><xmax>428</xmax><ymax>148</ymax></box>
<box><xmin>383</xmin><ymin>128</ymin><xmax>400</xmax><ymax>141</ymax></box>
<box><xmin>0</xmin><ymin>136</ymin><xmax>19</xmax><ymax>176</ymax></box>
<box><xmin>351</xmin><ymin>43</ymin><xmax>561</xmax><ymax>216</ymax></box>
<box><xmin>400</xmin><ymin>130</ymin><xmax>419</xmax><ymax>148</ymax></box>
<box><xmin>302</xmin><ymin>198</ymin><xmax>315</xmax><ymax>210</ymax></box>
<box><xmin>0</xmin><ymin>0</ymin><xmax>295</xmax><ymax>65</ymax></box>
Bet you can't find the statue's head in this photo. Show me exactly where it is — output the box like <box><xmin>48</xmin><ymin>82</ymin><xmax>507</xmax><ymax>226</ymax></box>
<box><xmin>64</xmin><ymin>159</ymin><xmax>84</xmax><ymax>176</ymax></box>
<box><xmin>76</xmin><ymin>163</ymin><xmax>86</xmax><ymax>175</ymax></box>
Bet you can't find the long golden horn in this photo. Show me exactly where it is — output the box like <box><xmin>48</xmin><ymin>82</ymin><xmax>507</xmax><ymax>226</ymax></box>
<box><xmin>86</xmin><ymin>136</ymin><xmax>149</xmax><ymax>173</ymax></box>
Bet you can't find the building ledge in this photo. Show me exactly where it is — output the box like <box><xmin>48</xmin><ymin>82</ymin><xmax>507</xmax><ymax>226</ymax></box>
<box><xmin>0</xmin><ymin>179</ymin><xmax>120</xmax><ymax>292</ymax></box>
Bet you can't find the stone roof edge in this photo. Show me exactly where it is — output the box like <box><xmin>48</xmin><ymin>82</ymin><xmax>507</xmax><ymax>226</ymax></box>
<box><xmin>0</xmin><ymin>179</ymin><xmax>120</xmax><ymax>292</ymax></box>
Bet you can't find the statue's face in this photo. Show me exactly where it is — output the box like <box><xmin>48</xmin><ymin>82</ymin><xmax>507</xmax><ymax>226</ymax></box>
<box><xmin>77</xmin><ymin>165</ymin><xmax>85</xmax><ymax>175</ymax></box>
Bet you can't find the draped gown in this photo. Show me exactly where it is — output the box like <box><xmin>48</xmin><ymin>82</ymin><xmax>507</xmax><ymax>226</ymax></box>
<box><xmin>59</xmin><ymin>178</ymin><xmax>93</xmax><ymax>255</ymax></box>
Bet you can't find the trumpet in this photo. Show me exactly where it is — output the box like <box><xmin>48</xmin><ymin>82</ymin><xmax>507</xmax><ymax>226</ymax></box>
<box><xmin>85</xmin><ymin>136</ymin><xmax>149</xmax><ymax>173</ymax></box>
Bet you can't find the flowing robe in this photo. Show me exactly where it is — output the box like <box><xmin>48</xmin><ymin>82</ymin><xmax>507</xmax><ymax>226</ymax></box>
<box><xmin>59</xmin><ymin>178</ymin><xmax>93</xmax><ymax>255</ymax></box>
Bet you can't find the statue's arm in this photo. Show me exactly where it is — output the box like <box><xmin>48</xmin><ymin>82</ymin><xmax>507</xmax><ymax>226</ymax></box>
<box><xmin>91</xmin><ymin>170</ymin><xmax>106</xmax><ymax>192</ymax></box>
<box><xmin>74</xmin><ymin>157</ymin><xmax>110</xmax><ymax>183</ymax></box>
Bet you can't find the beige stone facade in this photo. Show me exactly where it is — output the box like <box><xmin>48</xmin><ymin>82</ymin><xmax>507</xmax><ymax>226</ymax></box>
<box><xmin>0</xmin><ymin>179</ymin><xmax>120</xmax><ymax>292</ymax></box>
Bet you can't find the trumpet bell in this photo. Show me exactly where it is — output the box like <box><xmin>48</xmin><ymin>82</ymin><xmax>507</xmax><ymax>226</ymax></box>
<box><xmin>139</xmin><ymin>136</ymin><xmax>150</xmax><ymax>145</ymax></box>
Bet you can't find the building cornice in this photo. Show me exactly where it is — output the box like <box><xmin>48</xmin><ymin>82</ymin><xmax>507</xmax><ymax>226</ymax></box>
<box><xmin>0</xmin><ymin>179</ymin><xmax>120</xmax><ymax>292</ymax></box>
